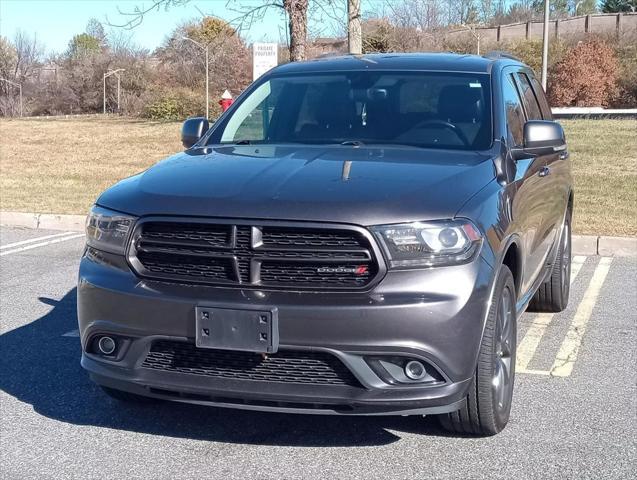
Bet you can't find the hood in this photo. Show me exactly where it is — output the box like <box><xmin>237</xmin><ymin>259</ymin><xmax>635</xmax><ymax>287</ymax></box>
<box><xmin>97</xmin><ymin>145</ymin><xmax>496</xmax><ymax>226</ymax></box>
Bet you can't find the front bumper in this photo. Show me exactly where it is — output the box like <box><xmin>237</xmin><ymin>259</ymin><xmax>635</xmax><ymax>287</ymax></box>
<box><xmin>78</xmin><ymin>249</ymin><xmax>494</xmax><ymax>415</ymax></box>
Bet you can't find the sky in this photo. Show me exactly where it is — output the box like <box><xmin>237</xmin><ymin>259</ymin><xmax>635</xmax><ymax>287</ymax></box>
<box><xmin>0</xmin><ymin>0</ymin><xmax>335</xmax><ymax>55</ymax></box>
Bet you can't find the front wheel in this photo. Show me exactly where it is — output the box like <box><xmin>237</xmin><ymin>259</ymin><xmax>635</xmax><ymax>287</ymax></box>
<box><xmin>528</xmin><ymin>210</ymin><xmax>572</xmax><ymax>313</ymax></box>
<box><xmin>438</xmin><ymin>265</ymin><xmax>517</xmax><ymax>436</ymax></box>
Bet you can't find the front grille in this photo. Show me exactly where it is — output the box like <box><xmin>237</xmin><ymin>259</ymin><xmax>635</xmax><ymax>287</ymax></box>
<box><xmin>142</xmin><ymin>340</ymin><xmax>361</xmax><ymax>387</ymax></box>
<box><xmin>129</xmin><ymin>220</ymin><xmax>381</xmax><ymax>290</ymax></box>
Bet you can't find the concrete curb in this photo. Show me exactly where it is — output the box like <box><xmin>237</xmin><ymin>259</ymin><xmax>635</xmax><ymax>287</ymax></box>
<box><xmin>0</xmin><ymin>211</ymin><xmax>86</xmax><ymax>232</ymax></box>
<box><xmin>1</xmin><ymin>211</ymin><xmax>636</xmax><ymax>257</ymax></box>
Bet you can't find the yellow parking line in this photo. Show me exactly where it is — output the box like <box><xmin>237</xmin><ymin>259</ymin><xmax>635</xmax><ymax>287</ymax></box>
<box><xmin>550</xmin><ymin>257</ymin><xmax>613</xmax><ymax>377</ymax></box>
<box><xmin>516</xmin><ymin>256</ymin><xmax>587</xmax><ymax>372</ymax></box>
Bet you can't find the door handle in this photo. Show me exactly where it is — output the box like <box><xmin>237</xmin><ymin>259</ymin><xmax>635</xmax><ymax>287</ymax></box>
<box><xmin>538</xmin><ymin>166</ymin><xmax>551</xmax><ymax>177</ymax></box>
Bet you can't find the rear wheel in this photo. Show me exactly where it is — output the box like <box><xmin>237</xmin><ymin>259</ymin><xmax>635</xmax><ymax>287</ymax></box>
<box><xmin>439</xmin><ymin>265</ymin><xmax>516</xmax><ymax>436</ymax></box>
<box><xmin>101</xmin><ymin>386</ymin><xmax>158</xmax><ymax>404</ymax></box>
<box><xmin>528</xmin><ymin>210</ymin><xmax>572</xmax><ymax>313</ymax></box>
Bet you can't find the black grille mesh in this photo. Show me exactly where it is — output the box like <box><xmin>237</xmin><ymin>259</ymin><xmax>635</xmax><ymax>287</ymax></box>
<box><xmin>261</xmin><ymin>227</ymin><xmax>364</xmax><ymax>248</ymax></box>
<box><xmin>130</xmin><ymin>221</ymin><xmax>380</xmax><ymax>289</ymax></box>
<box><xmin>142</xmin><ymin>341</ymin><xmax>361</xmax><ymax>387</ymax></box>
<box><xmin>260</xmin><ymin>263</ymin><xmax>372</xmax><ymax>287</ymax></box>
<box><xmin>142</xmin><ymin>222</ymin><xmax>231</xmax><ymax>247</ymax></box>
<box><xmin>138</xmin><ymin>253</ymin><xmax>233</xmax><ymax>280</ymax></box>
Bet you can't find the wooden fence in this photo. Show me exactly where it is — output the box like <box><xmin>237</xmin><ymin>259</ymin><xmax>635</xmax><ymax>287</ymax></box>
<box><xmin>446</xmin><ymin>12</ymin><xmax>637</xmax><ymax>43</ymax></box>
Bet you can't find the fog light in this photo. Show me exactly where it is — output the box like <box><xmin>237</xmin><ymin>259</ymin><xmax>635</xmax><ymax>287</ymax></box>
<box><xmin>404</xmin><ymin>360</ymin><xmax>427</xmax><ymax>380</ymax></box>
<box><xmin>97</xmin><ymin>336</ymin><xmax>116</xmax><ymax>355</ymax></box>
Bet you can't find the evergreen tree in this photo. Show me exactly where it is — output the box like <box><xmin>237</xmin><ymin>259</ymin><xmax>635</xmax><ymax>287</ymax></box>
<box><xmin>601</xmin><ymin>0</ymin><xmax>637</xmax><ymax>12</ymax></box>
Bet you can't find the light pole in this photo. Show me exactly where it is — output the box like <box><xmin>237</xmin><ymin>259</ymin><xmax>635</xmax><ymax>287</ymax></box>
<box><xmin>541</xmin><ymin>0</ymin><xmax>550</xmax><ymax>89</ymax></box>
<box><xmin>103</xmin><ymin>68</ymin><xmax>125</xmax><ymax>114</ymax></box>
<box><xmin>460</xmin><ymin>25</ymin><xmax>481</xmax><ymax>55</ymax></box>
<box><xmin>0</xmin><ymin>78</ymin><xmax>23</xmax><ymax>117</ymax></box>
<box><xmin>182</xmin><ymin>36</ymin><xmax>209</xmax><ymax>119</ymax></box>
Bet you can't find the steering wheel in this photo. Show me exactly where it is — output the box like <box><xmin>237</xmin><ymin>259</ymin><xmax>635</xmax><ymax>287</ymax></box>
<box><xmin>413</xmin><ymin>119</ymin><xmax>471</xmax><ymax>147</ymax></box>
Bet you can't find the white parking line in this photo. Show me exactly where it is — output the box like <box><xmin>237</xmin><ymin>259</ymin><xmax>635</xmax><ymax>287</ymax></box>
<box><xmin>550</xmin><ymin>257</ymin><xmax>613</xmax><ymax>377</ymax></box>
<box><xmin>516</xmin><ymin>256</ymin><xmax>587</xmax><ymax>372</ymax></box>
<box><xmin>0</xmin><ymin>232</ymin><xmax>76</xmax><ymax>250</ymax></box>
<box><xmin>0</xmin><ymin>233</ymin><xmax>85</xmax><ymax>256</ymax></box>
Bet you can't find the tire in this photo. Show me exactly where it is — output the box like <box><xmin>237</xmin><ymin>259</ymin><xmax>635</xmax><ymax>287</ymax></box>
<box><xmin>438</xmin><ymin>265</ymin><xmax>517</xmax><ymax>436</ymax></box>
<box><xmin>101</xmin><ymin>386</ymin><xmax>158</xmax><ymax>404</ymax></box>
<box><xmin>528</xmin><ymin>209</ymin><xmax>572</xmax><ymax>313</ymax></box>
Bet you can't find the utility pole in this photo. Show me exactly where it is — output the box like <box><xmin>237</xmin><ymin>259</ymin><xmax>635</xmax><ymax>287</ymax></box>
<box><xmin>1</xmin><ymin>78</ymin><xmax>23</xmax><ymax>117</ymax></box>
<box><xmin>466</xmin><ymin>25</ymin><xmax>481</xmax><ymax>55</ymax></box>
<box><xmin>103</xmin><ymin>69</ymin><xmax>125</xmax><ymax>114</ymax></box>
<box><xmin>182</xmin><ymin>36</ymin><xmax>209</xmax><ymax>119</ymax></box>
<box><xmin>348</xmin><ymin>0</ymin><xmax>362</xmax><ymax>55</ymax></box>
<box><xmin>541</xmin><ymin>0</ymin><xmax>550</xmax><ymax>89</ymax></box>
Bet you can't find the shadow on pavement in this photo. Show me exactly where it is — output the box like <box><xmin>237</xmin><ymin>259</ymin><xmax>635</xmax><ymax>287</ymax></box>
<box><xmin>0</xmin><ymin>288</ymin><xmax>452</xmax><ymax>447</ymax></box>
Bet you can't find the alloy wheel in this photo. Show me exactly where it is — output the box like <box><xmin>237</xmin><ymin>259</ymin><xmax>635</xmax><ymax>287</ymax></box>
<box><xmin>492</xmin><ymin>286</ymin><xmax>515</xmax><ymax>419</ymax></box>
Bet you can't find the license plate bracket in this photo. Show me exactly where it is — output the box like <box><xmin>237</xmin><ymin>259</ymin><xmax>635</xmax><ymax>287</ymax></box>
<box><xmin>195</xmin><ymin>306</ymin><xmax>279</xmax><ymax>353</ymax></box>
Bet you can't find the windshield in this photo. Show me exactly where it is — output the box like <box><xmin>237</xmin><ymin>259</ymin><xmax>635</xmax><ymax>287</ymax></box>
<box><xmin>208</xmin><ymin>71</ymin><xmax>492</xmax><ymax>150</ymax></box>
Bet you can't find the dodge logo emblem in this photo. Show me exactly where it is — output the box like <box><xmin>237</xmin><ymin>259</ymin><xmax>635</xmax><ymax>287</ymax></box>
<box><xmin>317</xmin><ymin>265</ymin><xmax>369</xmax><ymax>275</ymax></box>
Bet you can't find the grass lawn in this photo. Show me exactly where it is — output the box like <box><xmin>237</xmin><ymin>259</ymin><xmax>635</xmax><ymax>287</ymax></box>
<box><xmin>0</xmin><ymin>116</ymin><xmax>635</xmax><ymax>236</ymax></box>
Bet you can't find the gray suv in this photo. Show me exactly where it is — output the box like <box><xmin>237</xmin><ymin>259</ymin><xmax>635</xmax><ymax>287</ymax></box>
<box><xmin>78</xmin><ymin>53</ymin><xmax>572</xmax><ymax>436</ymax></box>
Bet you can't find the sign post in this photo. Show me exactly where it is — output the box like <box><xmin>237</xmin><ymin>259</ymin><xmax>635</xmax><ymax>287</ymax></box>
<box><xmin>252</xmin><ymin>43</ymin><xmax>278</xmax><ymax>81</ymax></box>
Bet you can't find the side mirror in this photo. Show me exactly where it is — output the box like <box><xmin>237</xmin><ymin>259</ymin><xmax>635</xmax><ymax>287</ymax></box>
<box><xmin>514</xmin><ymin>120</ymin><xmax>566</xmax><ymax>158</ymax></box>
<box><xmin>181</xmin><ymin>117</ymin><xmax>210</xmax><ymax>149</ymax></box>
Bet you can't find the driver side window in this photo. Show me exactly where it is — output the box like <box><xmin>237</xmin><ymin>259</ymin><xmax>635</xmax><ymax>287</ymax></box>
<box><xmin>220</xmin><ymin>81</ymin><xmax>280</xmax><ymax>143</ymax></box>
<box><xmin>502</xmin><ymin>74</ymin><xmax>526</xmax><ymax>147</ymax></box>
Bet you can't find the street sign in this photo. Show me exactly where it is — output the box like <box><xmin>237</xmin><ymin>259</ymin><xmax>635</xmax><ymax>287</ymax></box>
<box><xmin>252</xmin><ymin>43</ymin><xmax>278</xmax><ymax>81</ymax></box>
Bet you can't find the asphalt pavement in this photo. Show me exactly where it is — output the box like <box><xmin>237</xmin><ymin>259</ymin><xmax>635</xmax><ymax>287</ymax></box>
<box><xmin>0</xmin><ymin>225</ymin><xmax>635</xmax><ymax>480</ymax></box>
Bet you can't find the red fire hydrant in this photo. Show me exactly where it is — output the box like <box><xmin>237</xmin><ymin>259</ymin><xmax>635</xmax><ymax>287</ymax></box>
<box><xmin>219</xmin><ymin>90</ymin><xmax>234</xmax><ymax>112</ymax></box>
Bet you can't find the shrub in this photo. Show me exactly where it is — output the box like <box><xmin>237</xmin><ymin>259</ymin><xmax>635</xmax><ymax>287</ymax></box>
<box><xmin>612</xmin><ymin>44</ymin><xmax>637</xmax><ymax>107</ymax></box>
<box><xmin>547</xmin><ymin>37</ymin><xmax>620</xmax><ymax>107</ymax></box>
<box><xmin>143</xmin><ymin>88</ymin><xmax>207</xmax><ymax>121</ymax></box>
<box><xmin>505</xmin><ymin>39</ymin><xmax>569</xmax><ymax>78</ymax></box>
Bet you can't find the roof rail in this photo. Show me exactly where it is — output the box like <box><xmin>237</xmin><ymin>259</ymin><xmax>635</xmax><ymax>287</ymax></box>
<box><xmin>483</xmin><ymin>51</ymin><xmax>523</xmax><ymax>62</ymax></box>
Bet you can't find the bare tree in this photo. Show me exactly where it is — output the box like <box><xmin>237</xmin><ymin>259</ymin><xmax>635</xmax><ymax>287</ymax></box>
<box><xmin>108</xmin><ymin>0</ymin><xmax>348</xmax><ymax>62</ymax></box>
<box><xmin>157</xmin><ymin>17</ymin><xmax>250</xmax><ymax>92</ymax></box>
<box><xmin>284</xmin><ymin>0</ymin><xmax>309</xmax><ymax>60</ymax></box>
<box><xmin>12</xmin><ymin>30</ymin><xmax>44</xmax><ymax>81</ymax></box>
<box><xmin>348</xmin><ymin>0</ymin><xmax>362</xmax><ymax>54</ymax></box>
<box><xmin>447</xmin><ymin>0</ymin><xmax>479</xmax><ymax>25</ymax></box>
<box><xmin>379</xmin><ymin>0</ymin><xmax>445</xmax><ymax>31</ymax></box>
<box><xmin>86</xmin><ymin>18</ymin><xmax>108</xmax><ymax>47</ymax></box>
<box><xmin>106</xmin><ymin>0</ymin><xmax>190</xmax><ymax>29</ymax></box>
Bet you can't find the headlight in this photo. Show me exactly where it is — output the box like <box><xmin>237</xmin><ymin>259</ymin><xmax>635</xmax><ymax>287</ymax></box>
<box><xmin>85</xmin><ymin>206</ymin><xmax>136</xmax><ymax>254</ymax></box>
<box><xmin>372</xmin><ymin>219</ymin><xmax>482</xmax><ymax>268</ymax></box>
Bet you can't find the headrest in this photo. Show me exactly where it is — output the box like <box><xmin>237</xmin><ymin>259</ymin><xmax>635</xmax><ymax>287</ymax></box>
<box><xmin>438</xmin><ymin>85</ymin><xmax>482</xmax><ymax>123</ymax></box>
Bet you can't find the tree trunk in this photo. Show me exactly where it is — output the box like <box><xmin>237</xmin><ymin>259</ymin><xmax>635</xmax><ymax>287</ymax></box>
<box><xmin>348</xmin><ymin>0</ymin><xmax>362</xmax><ymax>54</ymax></box>
<box><xmin>283</xmin><ymin>0</ymin><xmax>308</xmax><ymax>62</ymax></box>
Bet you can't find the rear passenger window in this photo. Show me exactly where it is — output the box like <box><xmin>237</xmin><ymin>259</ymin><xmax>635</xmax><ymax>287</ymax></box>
<box><xmin>529</xmin><ymin>75</ymin><xmax>552</xmax><ymax>119</ymax></box>
<box><xmin>502</xmin><ymin>75</ymin><xmax>526</xmax><ymax>146</ymax></box>
<box><xmin>515</xmin><ymin>73</ymin><xmax>542</xmax><ymax>120</ymax></box>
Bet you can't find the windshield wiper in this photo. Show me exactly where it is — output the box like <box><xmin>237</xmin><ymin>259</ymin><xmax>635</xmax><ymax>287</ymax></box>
<box><xmin>340</xmin><ymin>140</ymin><xmax>365</xmax><ymax>146</ymax></box>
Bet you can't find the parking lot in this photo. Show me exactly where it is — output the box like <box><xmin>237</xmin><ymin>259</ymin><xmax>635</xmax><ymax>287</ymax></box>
<box><xmin>1</xmin><ymin>225</ymin><xmax>635</xmax><ymax>480</ymax></box>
